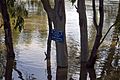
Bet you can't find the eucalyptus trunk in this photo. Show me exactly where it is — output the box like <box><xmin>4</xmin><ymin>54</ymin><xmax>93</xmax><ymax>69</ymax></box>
<box><xmin>5</xmin><ymin>59</ymin><xmax>14</xmax><ymax>80</ymax></box>
<box><xmin>0</xmin><ymin>0</ymin><xmax>15</xmax><ymax>80</ymax></box>
<box><xmin>41</xmin><ymin>0</ymin><xmax>68</xmax><ymax>67</ymax></box>
<box><xmin>54</xmin><ymin>0</ymin><xmax>68</xmax><ymax>67</ymax></box>
<box><xmin>77</xmin><ymin>0</ymin><xmax>89</xmax><ymax>79</ymax></box>
<box><xmin>0</xmin><ymin>0</ymin><xmax>15</xmax><ymax>59</ymax></box>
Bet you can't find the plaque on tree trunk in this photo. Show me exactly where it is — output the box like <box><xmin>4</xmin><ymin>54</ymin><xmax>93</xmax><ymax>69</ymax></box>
<box><xmin>50</xmin><ymin>29</ymin><xmax>64</xmax><ymax>42</ymax></box>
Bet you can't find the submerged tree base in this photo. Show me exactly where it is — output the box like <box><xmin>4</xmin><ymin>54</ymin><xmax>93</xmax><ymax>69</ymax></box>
<box><xmin>87</xmin><ymin>55</ymin><xmax>97</xmax><ymax>68</ymax></box>
<box><xmin>80</xmin><ymin>62</ymin><xmax>87</xmax><ymax>80</ymax></box>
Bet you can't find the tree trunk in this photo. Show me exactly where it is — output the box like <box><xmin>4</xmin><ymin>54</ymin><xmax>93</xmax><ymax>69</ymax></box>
<box><xmin>87</xmin><ymin>0</ymin><xmax>104</xmax><ymax>68</ymax></box>
<box><xmin>56</xmin><ymin>67</ymin><xmax>67</xmax><ymax>80</ymax></box>
<box><xmin>0</xmin><ymin>0</ymin><xmax>15</xmax><ymax>79</ymax></box>
<box><xmin>41</xmin><ymin>0</ymin><xmax>68</xmax><ymax>67</ymax></box>
<box><xmin>77</xmin><ymin>0</ymin><xmax>89</xmax><ymax>79</ymax></box>
<box><xmin>0</xmin><ymin>0</ymin><xmax>15</xmax><ymax>59</ymax></box>
<box><xmin>54</xmin><ymin>0</ymin><xmax>68</xmax><ymax>67</ymax></box>
<box><xmin>87</xmin><ymin>68</ymin><xmax>96</xmax><ymax>80</ymax></box>
<box><xmin>5</xmin><ymin>58</ymin><xmax>14</xmax><ymax>80</ymax></box>
<box><xmin>46</xmin><ymin>17</ymin><xmax>52</xmax><ymax>80</ymax></box>
<box><xmin>77</xmin><ymin>0</ymin><xmax>89</xmax><ymax>63</ymax></box>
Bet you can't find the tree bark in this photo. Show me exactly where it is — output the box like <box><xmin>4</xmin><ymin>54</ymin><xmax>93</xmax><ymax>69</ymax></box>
<box><xmin>0</xmin><ymin>0</ymin><xmax>15</xmax><ymax>59</ymax></box>
<box><xmin>0</xmin><ymin>0</ymin><xmax>15</xmax><ymax>79</ymax></box>
<box><xmin>46</xmin><ymin>17</ymin><xmax>52</xmax><ymax>80</ymax></box>
<box><xmin>87</xmin><ymin>0</ymin><xmax>104</xmax><ymax>68</ymax></box>
<box><xmin>5</xmin><ymin>58</ymin><xmax>14</xmax><ymax>80</ymax></box>
<box><xmin>54</xmin><ymin>0</ymin><xmax>68</xmax><ymax>67</ymax></box>
<box><xmin>87</xmin><ymin>68</ymin><xmax>96</xmax><ymax>80</ymax></box>
<box><xmin>56</xmin><ymin>67</ymin><xmax>67</xmax><ymax>80</ymax></box>
<box><xmin>77</xmin><ymin>0</ymin><xmax>89</xmax><ymax>79</ymax></box>
<box><xmin>41</xmin><ymin>0</ymin><xmax>68</xmax><ymax>67</ymax></box>
<box><xmin>77</xmin><ymin>0</ymin><xmax>89</xmax><ymax>63</ymax></box>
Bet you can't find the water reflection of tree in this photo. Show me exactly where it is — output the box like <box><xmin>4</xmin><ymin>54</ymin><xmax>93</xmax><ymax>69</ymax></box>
<box><xmin>96</xmin><ymin>2</ymin><xmax>120</xmax><ymax>80</ymax></box>
<box><xmin>20</xmin><ymin>31</ymin><xmax>32</xmax><ymax>45</ymax></box>
<box><xmin>24</xmin><ymin>14</ymin><xmax>47</xmax><ymax>40</ymax></box>
<box><xmin>97</xmin><ymin>27</ymin><xmax>120</xmax><ymax>80</ymax></box>
<box><xmin>26</xmin><ymin>0</ymin><xmax>45</xmax><ymax>15</ymax></box>
<box><xmin>38</xmin><ymin>24</ymin><xmax>47</xmax><ymax>39</ymax></box>
<box><xmin>12</xmin><ymin>30</ymin><xmax>20</xmax><ymax>45</ymax></box>
<box><xmin>0</xmin><ymin>33</ymin><xmax>6</xmax><ymax>79</ymax></box>
<box><xmin>0</xmin><ymin>48</ymin><xmax>5</xmax><ymax>80</ymax></box>
<box><xmin>67</xmin><ymin>37</ymin><xmax>80</xmax><ymax>79</ymax></box>
<box><xmin>37</xmin><ymin>1</ymin><xmax>46</xmax><ymax>15</ymax></box>
<box><xmin>88</xmin><ymin>24</ymin><xmax>96</xmax><ymax>51</ymax></box>
<box><xmin>19</xmin><ymin>16</ymin><xmax>47</xmax><ymax>45</ymax></box>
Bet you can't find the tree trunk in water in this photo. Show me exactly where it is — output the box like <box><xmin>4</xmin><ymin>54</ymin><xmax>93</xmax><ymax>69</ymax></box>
<box><xmin>46</xmin><ymin>17</ymin><xmax>52</xmax><ymax>80</ymax></box>
<box><xmin>0</xmin><ymin>0</ymin><xmax>15</xmax><ymax>59</ymax></box>
<box><xmin>87</xmin><ymin>0</ymin><xmax>104</xmax><ymax>68</ymax></box>
<box><xmin>87</xmin><ymin>68</ymin><xmax>96</xmax><ymax>80</ymax></box>
<box><xmin>5</xmin><ymin>58</ymin><xmax>14</xmax><ymax>80</ymax></box>
<box><xmin>77</xmin><ymin>0</ymin><xmax>89</xmax><ymax>79</ymax></box>
<box><xmin>56</xmin><ymin>67</ymin><xmax>67</xmax><ymax>80</ymax></box>
<box><xmin>54</xmin><ymin>0</ymin><xmax>68</xmax><ymax>67</ymax></box>
<box><xmin>0</xmin><ymin>0</ymin><xmax>15</xmax><ymax>79</ymax></box>
<box><xmin>41</xmin><ymin>0</ymin><xmax>68</xmax><ymax>67</ymax></box>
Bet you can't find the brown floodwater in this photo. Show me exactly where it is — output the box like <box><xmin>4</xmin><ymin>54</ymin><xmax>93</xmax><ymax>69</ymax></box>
<box><xmin>0</xmin><ymin>0</ymin><xmax>120</xmax><ymax>80</ymax></box>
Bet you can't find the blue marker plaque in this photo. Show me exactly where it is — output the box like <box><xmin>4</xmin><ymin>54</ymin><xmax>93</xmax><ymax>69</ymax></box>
<box><xmin>50</xmin><ymin>29</ymin><xmax>64</xmax><ymax>42</ymax></box>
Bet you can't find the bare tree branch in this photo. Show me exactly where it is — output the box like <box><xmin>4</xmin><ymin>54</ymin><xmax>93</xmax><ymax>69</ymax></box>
<box><xmin>100</xmin><ymin>23</ymin><xmax>116</xmax><ymax>45</ymax></box>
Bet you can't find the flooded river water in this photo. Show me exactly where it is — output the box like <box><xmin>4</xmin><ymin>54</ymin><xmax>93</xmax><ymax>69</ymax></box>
<box><xmin>0</xmin><ymin>0</ymin><xmax>120</xmax><ymax>80</ymax></box>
